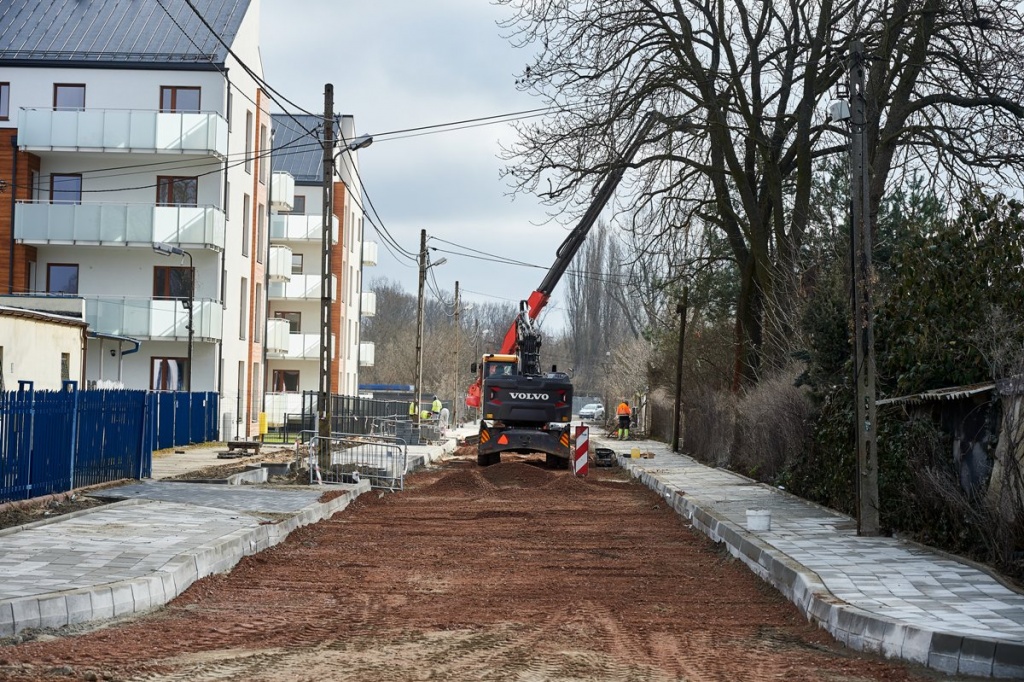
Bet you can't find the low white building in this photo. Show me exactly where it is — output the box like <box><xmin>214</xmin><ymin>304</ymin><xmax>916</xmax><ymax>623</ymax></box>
<box><xmin>0</xmin><ymin>305</ymin><xmax>87</xmax><ymax>391</ymax></box>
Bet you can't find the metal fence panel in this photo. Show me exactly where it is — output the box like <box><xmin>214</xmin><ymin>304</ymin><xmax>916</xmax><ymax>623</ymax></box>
<box><xmin>0</xmin><ymin>388</ymin><xmax>36</xmax><ymax>501</ymax></box>
<box><xmin>75</xmin><ymin>390</ymin><xmax>149</xmax><ymax>488</ymax></box>
<box><xmin>306</xmin><ymin>432</ymin><xmax>408</xmax><ymax>491</ymax></box>
<box><xmin>157</xmin><ymin>392</ymin><xmax>175</xmax><ymax>450</ymax></box>
<box><xmin>27</xmin><ymin>386</ymin><xmax>77</xmax><ymax>499</ymax></box>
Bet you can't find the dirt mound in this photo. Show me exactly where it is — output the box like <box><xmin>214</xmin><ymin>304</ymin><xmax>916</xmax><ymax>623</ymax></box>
<box><xmin>419</xmin><ymin>468</ymin><xmax>493</xmax><ymax>496</ymax></box>
<box><xmin>452</xmin><ymin>445</ymin><xmax>478</xmax><ymax>458</ymax></box>
<box><xmin>481</xmin><ymin>461</ymin><xmax>555</xmax><ymax>488</ymax></box>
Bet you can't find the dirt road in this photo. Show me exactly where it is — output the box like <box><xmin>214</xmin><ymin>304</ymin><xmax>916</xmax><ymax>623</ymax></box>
<box><xmin>0</xmin><ymin>452</ymin><xmax>967</xmax><ymax>681</ymax></box>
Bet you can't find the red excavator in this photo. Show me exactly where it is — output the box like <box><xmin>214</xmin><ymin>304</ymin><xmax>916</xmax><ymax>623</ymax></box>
<box><xmin>466</xmin><ymin>113</ymin><xmax>657</xmax><ymax>467</ymax></box>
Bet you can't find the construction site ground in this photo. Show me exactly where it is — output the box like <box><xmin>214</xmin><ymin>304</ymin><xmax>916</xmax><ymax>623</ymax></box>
<box><xmin>0</xmin><ymin>448</ymin><xmax>979</xmax><ymax>681</ymax></box>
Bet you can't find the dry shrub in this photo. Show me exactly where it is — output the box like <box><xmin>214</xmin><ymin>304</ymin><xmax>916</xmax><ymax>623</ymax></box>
<box><xmin>731</xmin><ymin>366</ymin><xmax>812</xmax><ymax>483</ymax></box>
<box><xmin>681</xmin><ymin>383</ymin><xmax>736</xmax><ymax>468</ymax></box>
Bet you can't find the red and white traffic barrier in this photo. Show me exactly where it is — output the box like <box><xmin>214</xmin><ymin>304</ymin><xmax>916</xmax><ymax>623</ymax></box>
<box><xmin>573</xmin><ymin>425</ymin><xmax>589</xmax><ymax>477</ymax></box>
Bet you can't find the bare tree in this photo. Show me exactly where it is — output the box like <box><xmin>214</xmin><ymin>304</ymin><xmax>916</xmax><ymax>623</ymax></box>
<box><xmin>498</xmin><ymin>0</ymin><xmax>1024</xmax><ymax>388</ymax></box>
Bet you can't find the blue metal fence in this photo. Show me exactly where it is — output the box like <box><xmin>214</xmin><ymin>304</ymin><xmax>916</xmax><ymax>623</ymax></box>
<box><xmin>0</xmin><ymin>385</ymin><xmax>220</xmax><ymax>503</ymax></box>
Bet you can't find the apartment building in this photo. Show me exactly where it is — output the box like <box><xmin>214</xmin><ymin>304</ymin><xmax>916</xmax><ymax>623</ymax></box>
<box><xmin>265</xmin><ymin>113</ymin><xmax>376</xmax><ymax>428</ymax></box>
<box><xmin>0</xmin><ymin>0</ymin><xmax>304</xmax><ymax>439</ymax></box>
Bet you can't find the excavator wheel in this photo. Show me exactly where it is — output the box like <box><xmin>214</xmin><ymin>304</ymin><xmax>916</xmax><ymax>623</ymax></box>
<box><xmin>477</xmin><ymin>451</ymin><xmax>500</xmax><ymax>466</ymax></box>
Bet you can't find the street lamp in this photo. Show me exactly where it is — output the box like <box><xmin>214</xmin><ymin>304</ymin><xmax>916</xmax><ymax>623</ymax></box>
<box><xmin>413</xmin><ymin>227</ymin><xmax>445</xmax><ymax>425</ymax></box>
<box><xmin>152</xmin><ymin>242</ymin><xmax>193</xmax><ymax>392</ymax></box>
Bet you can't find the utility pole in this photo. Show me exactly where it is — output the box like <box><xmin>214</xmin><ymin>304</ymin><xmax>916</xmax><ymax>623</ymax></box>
<box><xmin>671</xmin><ymin>287</ymin><xmax>688</xmax><ymax>452</ymax></box>
<box><xmin>452</xmin><ymin>280</ymin><xmax>460</xmax><ymax>427</ymax></box>
<box><xmin>413</xmin><ymin>228</ymin><xmax>427</xmax><ymax>424</ymax></box>
<box><xmin>318</xmin><ymin>84</ymin><xmax>334</xmax><ymax>440</ymax></box>
<box><xmin>849</xmin><ymin>41</ymin><xmax>880</xmax><ymax>536</ymax></box>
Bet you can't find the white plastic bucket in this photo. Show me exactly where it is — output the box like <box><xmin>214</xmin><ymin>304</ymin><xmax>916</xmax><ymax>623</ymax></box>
<box><xmin>746</xmin><ymin>509</ymin><xmax>771</xmax><ymax>531</ymax></box>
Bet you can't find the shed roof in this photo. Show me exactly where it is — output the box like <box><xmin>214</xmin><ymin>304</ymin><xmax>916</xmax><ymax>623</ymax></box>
<box><xmin>0</xmin><ymin>305</ymin><xmax>88</xmax><ymax>328</ymax></box>
<box><xmin>876</xmin><ymin>382</ymin><xmax>996</xmax><ymax>407</ymax></box>
<box><xmin>0</xmin><ymin>0</ymin><xmax>250</xmax><ymax>67</ymax></box>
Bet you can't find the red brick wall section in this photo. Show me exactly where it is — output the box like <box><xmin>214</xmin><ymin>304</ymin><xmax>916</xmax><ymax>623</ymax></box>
<box><xmin>0</xmin><ymin>129</ymin><xmax>39</xmax><ymax>293</ymax></box>
<box><xmin>332</xmin><ymin>180</ymin><xmax>348</xmax><ymax>393</ymax></box>
<box><xmin>244</xmin><ymin>89</ymin><xmax>270</xmax><ymax>435</ymax></box>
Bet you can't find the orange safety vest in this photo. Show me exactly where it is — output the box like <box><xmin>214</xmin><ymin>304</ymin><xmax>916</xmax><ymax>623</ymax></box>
<box><xmin>616</xmin><ymin>402</ymin><xmax>631</xmax><ymax>416</ymax></box>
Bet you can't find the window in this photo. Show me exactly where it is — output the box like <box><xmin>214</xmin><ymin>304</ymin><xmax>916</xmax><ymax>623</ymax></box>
<box><xmin>239</xmin><ymin>278</ymin><xmax>248</xmax><ymax>339</ymax></box>
<box><xmin>242</xmin><ymin>194</ymin><xmax>250</xmax><ymax>257</ymax></box>
<box><xmin>226</xmin><ymin>91</ymin><xmax>233</xmax><ymax>131</ymax></box>
<box><xmin>0</xmin><ymin>83</ymin><xmax>9</xmax><ymax>120</ymax></box>
<box><xmin>236</xmin><ymin>361</ymin><xmax>245</xmax><ymax>423</ymax></box>
<box><xmin>224</xmin><ymin>180</ymin><xmax>230</xmax><ymax>219</ymax></box>
<box><xmin>50</xmin><ymin>174</ymin><xmax>82</xmax><ymax>203</ymax></box>
<box><xmin>152</xmin><ymin>357</ymin><xmax>187</xmax><ymax>391</ymax></box>
<box><xmin>254</xmin><ymin>283</ymin><xmax>262</xmax><ymax>343</ymax></box>
<box><xmin>160</xmin><ymin>86</ymin><xmax>200</xmax><ymax>113</ymax></box>
<box><xmin>153</xmin><ymin>266</ymin><xmax>192</xmax><ymax>300</ymax></box>
<box><xmin>291</xmin><ymin>253</ymin><xmax>303</xmax><ymax>275</ymax></box>
<box><xmin>156</xmin><ymin>176</ymin><xmax>198</xmax><ymax>206</ymax></box>
<box><xmin>259</xmin><ymin>124</ymin><xmax>268</xmax><ymax>185</ymax></box>
<box><xmin>287</xmin><ymin>195</ymin><xmax>306</xmax><ymax>215</ymax></box>
<box><xmin>245</xmin><ymin>110</ymin><xmax>253</xmax><ymax>173</ymax></box>
<box><xmin>251</xmin><ymin>363</ymin><xmax>260</xmax><ymax>422</ymax></box>
<box><xmin>53</xmin><ymin>83</ymin><xmax>85</xmax><ymax>110</ymax></box>
<box><xmin>61</xmin><ymin>353</ymin><xmax>70</xmax><ymax>382</ymax></box>
<box><xmin>274</xmin><ymin>311</ymin><xmax>300</xmax><ymax>333</ymax></box>
<box><xmin>272</xmin><ymin>370</ymin><xmax>300</xmax><ymax>393</ymax></box>
<box><xmin>47</xmin><ymin>264</ymin><xmax>78</xmax><ymax>294</ymax></box>
<box><xmin>256</xmin><ymin>204</ymin><xmax>264</xmax><ymax>263</ymax></box>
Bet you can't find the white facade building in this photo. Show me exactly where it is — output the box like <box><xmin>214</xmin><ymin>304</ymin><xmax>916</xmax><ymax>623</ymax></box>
<box><xmin>0</xmin><ymin>0</ymin><xmax>362</xmax><ymax>439</ymax></box>
<box><xmin>0</xmin><ymin>305</ymin><xmax>87</xmax><ymax>391</ymax></box>
<box><xmin>264</xmin><ymin>114</ymin><xmax>375</xmax><ymax>428</ymax></box>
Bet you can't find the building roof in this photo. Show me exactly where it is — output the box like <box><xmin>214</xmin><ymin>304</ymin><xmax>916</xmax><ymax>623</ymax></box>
<box><xmin>0</xmin><ymin>305</ymin><xmax>88</xmax><ymax>328</ymax></box>
<box><xmin>271</xmin><ymin>114</ymin><xmax>326</xmax><ymax>184</ymax></box>
<box><xmin>0</xmin><ymin>0</ymin><xmax>250</xmax><ymax>67</ymax></box>
<box><xmin>876</xmin><ymin>381</ymin><xmax>996</xmax><ymax>407</ymax></box>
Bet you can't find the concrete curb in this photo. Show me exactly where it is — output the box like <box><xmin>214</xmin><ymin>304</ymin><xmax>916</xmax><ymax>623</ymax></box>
<box><xmin>620</xmin><ymin>457</ymin><xmax>1024</xmax><ymax>679</ymax></box>
<box><xmin>0</xmin><ymin>481</ymin><xmax>369</xmax><ymax>638</ymax></box>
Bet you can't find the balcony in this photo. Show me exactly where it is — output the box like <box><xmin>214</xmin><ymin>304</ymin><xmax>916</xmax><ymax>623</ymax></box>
<box><xmin>84</xmin><ymin>297</ymin><xmax>223</xmax><ymax>341</ymax></box>
<box><xmin>266</xmin><ymin>318</ymin><xmax>290</xmax><ymax>355</ymax></box>
<box><xmin>270</xmin><ymin>214</ymin><xmax>338</xmax><ymax>243</ymax></box>
<box><xmin>360</xmin><ymin>291</ymin><xmax>376</xmax><ymax>317</ymax></box>
<box><xmin>362</xmin><ymin>241</ymin><xmax>379</xmax><ymax>266</ymax></box>
<box><xmin>15</xmin><ymin>201</ymin><xmax>226</xmax><ymax>250</ymax></box>
<box><xmin>271</xmin><ymin>172</ymin><xmax>295</xmax><ymax>212</ymax></box>
<box><xmin>19</xmin><ymin>108</ymin><xmax>229</xmax><ymax>158</ymax></box>
<box><xmin>265</xmin><ymin>333</ymin><xmax>334</xmax><ymax>361</ymax></box>
<box><xmin>359</xmin><ymin>342</ymin><xmax>375</xmax><ymax>367</ymax></box>
<box><xmin>267</xmin><ymin>245</ymin><xmax>292</xmax><ymax>283</ymax></box>
<box><xmin>268</xmin><ymin>274</ymin><xmax>336</xmax><ymax>301</ymax></box>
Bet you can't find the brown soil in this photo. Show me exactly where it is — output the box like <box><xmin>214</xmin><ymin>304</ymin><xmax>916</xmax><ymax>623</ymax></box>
<box><xmin>0</xmin><ymin>496</ymin><xmax>109</xmax><ymax>532</ymax></box>
<box><xmin>0</xmin><ymin>452</ymin><xmax>970</xmax><ymax>681</ymax></box>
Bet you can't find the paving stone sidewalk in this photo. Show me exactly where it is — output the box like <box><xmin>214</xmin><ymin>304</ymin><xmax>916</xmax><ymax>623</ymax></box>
<box><xmin>604</xmin><ymin>437</ymin><xmax>1024</xmax><ymax>679</ymax></box>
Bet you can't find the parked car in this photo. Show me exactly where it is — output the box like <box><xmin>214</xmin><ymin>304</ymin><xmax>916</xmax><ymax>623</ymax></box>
<box><xmin>579</xmin><ymin>403</ymin><xmax>605</xmax><ymax>420</ymax></box>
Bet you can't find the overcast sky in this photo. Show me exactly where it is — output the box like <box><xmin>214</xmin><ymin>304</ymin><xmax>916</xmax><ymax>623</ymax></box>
<box><xmin>259</xmin><ymin>0</ymin><xmax>571</xmax><ymax>329</ymax></box>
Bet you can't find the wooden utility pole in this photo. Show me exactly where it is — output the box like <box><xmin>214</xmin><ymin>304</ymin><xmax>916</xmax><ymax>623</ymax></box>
<box><xmin>849</xmin><ymin>41</ymin><xmax>880</xmax><ymax>536</ymax></box>
<box><xmin>671</xmin><ymin>287</ymin><xmax>688</xmax><ymax>452</ymax></box>
<box><xmin>452</xmin><ymin>280</ymin><xmax>460</xmax><ymax>426</ymax></box>
<box><xmin>413</xmin><ymin>229</ymin><xmax>427</xmax><ymax>423</ymax></box>
<box><xmin>318</xmin><ymin>84</ymin><xmax>334</xmax><ymax>440</ymax></box>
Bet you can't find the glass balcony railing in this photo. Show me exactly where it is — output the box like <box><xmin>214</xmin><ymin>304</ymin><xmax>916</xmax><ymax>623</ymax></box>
<box><xmin>267</xmin><ymin>245</ymin><xmax>292</xmax><ymax>283</ymax></box>
<box><xmin>265</xmin><ymin>318</ymin><xmax>290</xmax><ymax>354</ymax></box>
<box><xmin>359</xmin><ymin>342</ymin><xmax>375</xmax><ymax>367</ymax></box>
<box><xmin>271</xmin><ymin>172</ymin><xmax>295</xmax><ymax>211</ymax></box>
<box><xmin>15</xmin><ymin>201</ymin><xmax>226</xmax><ymax>250</ymax></box>
<box><xmin>360</xmin><ymin>291</ymin><xmax>376</xmax><ymax>317</ymax></box>
<box><xmin>84</xmin><ymin>297</ymin><xmax>223</xmax><ymax>341</ymax></box>
<box><xmin>270</xmin><ymin>214</ymin><xmax>338</xmax><ymax>243</ymax></box>
<box><xmin>362</xmin><ymin>241</ymin><xmax>379</xmax><ymax>266</ymax></box>
<box><xmin>268</xmin><ymin>274</ymin><xmax>336</xmax><ymax>300</ymax></box>
<box><xmin>263</xmin><ymin>392</ymin><xmax>304</xmax><ymax>426</ymax></box>
<box><xmin>18</xmin><ymin>108</ymin><xmax>229</xmax><ymax>158</ymax></box>
<box><xmin>267</xmin><ymin>333</ymin><xmax>333</xmax><ymax>361</ymax></box>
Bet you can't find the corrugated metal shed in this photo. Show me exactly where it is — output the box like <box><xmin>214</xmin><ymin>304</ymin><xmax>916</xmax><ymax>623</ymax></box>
<box><xmin>876</xmin><ymin>382</ymin><xmax>996</xmax><ymax>407</ymax></box>
<box><xmin>271</xmin><ymin>113</ymin><xmax>328</xmax><ymax>184</ymax></box>
<box><xmin>0</xmin><ymin>0</ymin><xmax>250</xmax><ymax>66</ymax></box>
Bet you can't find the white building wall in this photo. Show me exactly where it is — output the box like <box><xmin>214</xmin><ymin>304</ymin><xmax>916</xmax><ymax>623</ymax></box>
<box><xmin>3</xmin><ymin>0</ymin><xmax>269</xmax><ymax>439</ymax></box>
<box><xmin>0</xmin><ymin>314</ymin><xmax>84</xmax><ymax>390</ymax></box>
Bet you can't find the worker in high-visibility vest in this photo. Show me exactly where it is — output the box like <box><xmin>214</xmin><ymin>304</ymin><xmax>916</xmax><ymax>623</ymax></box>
<box><xmin>616</xmin><ymin>400</ymin><xmax>632</xmax><ymax>440</ymax></box>
<box><xmin>431</xmin><ymin>396</ymin><xmax>442</xmax><ymax>417</ymax></box>
<box><xmin>409</xmin><ymin>401</ymin><xmax>416</xmax><ymax>420</ymax></box>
